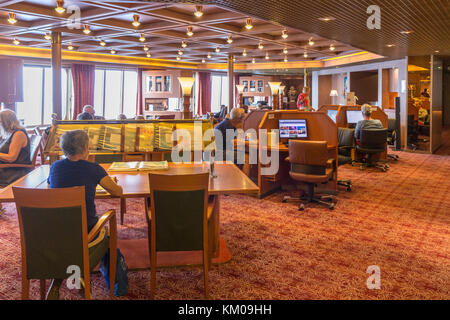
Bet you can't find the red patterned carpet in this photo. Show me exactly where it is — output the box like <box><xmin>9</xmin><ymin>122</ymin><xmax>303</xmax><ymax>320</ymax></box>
<box><xmin>0</xmin><ymin>150</ymin><xmax>449</xmax><ymax>300</ymax></box>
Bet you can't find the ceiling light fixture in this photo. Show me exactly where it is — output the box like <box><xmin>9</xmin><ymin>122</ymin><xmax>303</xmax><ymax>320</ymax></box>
<box><xmin>83</xmin><ymin>24</ymin><xmax>91</xmax><ymax>35</ymax></box>
<box><xmin>132</xmin><ymin>14</ymin><xmax>141</xmax><ymax>27</ymax></box>
<box><xmin>13</xmin><ymin>38</ymin><xmax>20</xmax><ymax>45</ymax></box>
<box><xmin>265</xmin><ymin>52</ymin><xmax>269</xmax><ymax>60</ymax></box>
<box><xmin>99</xmin><ymin>39</ymin><xmax>106</xmax><ymax>46</ymax></box>
<box><xmin>139</xmin><ymin>33</ymin><xmax>146</xmax><ymax>42</ymax></box>
<box><xmin>242</xmin><ymin>49</ymin><xmax>247</xmax><ymax>56</ymax></box>
<box><xmin>178</xmin><ymin>49</ymin><xmax>183</xmax><ymax>55</ymax></box>
<box><xmin>176</xmin><ymin>56</ymin><xmax>181</xmax><ymax>61</ymax></box>
<box><xmin>181</xmin><ymin>41</ymin><xmax>187</xmax><ymax>48</ymax></box>
<box><xmin>215</xmin><ymin>47</ymin><xmax>220</xmax><ymax>53</ymax></box>
<box><xmin>55</xmin><ymin>0</ymin><xmax>66</xmax><ymax>14</ymax></box>
<box><xmin>308</xmin><ymin>37</ymin><xmax>315</xmax><ymax>46</ymax></box>
<box><xmin>284</xmin><ymin>56</ymin><xmax>288</xmax><ymax>63</ymax></box>
<box><xmin>258</xmin><ymin>41</ymin><xmax>264</xmax><ymax>50</ymax></box>
<box><xmin>207</xmin><ymin>53</ymin><xmax>211</xmax><ymax>59</ymax></box>
<box><xmin>330</xmin><ymin>44</ymin><xmax>335</xmax><ymax>51</ymax></box>
<box><xmin>186</xmin><ymin>26</ymin><xmax>194</xmax><ymax>37</ymax></box>
<box><xmin>386</xmin><ymin>44</ymin><xmax>395</xmax><ymax>47</ymax></box>
<box><xmin>400</xmin><ymin>30</ymin><xmax>414</xmax><ymax>34</ymax></box>
<box><xmin>44</xmin><ymin>33</ymin><xmax>51</xmax><ymax>40</ymax></box>
<box><xmin>281</xmin><ymin>29</ymin><xmax>288</xmax><ymax>39</ymax></box>
<box><xmin>283</xmin><ymin>47</ymin><xmax>288</xmax><ymax>54</ymax></box>
<box><xmin>67</xmin><ymin>43</ymin><xmax>74</xmax><ymax>50</ymax></box>
<box><xmin>144</xmin><ymin>45</ymin><xmax>149</xmax><ymax>52</ymax></box>
<box><xmin>318</xmin><ymin>17</ymin><xmax>335</xmax><ymax>22</ymax></box>
<box><xmin>227</xmin><ymin>35</ymin><xmax>233</xmax><ymax>44</ymax></box>
<box><xmin>202</xmin><ymin>58</ymin><xmax>206</xmax><ymax>63</ymax></box>
<box><xmin>8</xmin><ymin>12</ymin><xmax>17</xmax><ymax>24</ymax></box>
<box><xmin>245</xmin><ymin>18</ymin><xmax>253</xmax><ymax>30</ymax></box>
<box><xmin>146</xmin><ymin>52</ymin><xmax>151</xmax><ymax>58</ymax></box>
<box><xmin>252</xmin><ymin>58</ymin><xmax>255</xmax><ymax>64</ymax></box>
<box><xmin>110</xmin><ymin>49</ymin><xmax>116</xmax><ymax>54</ymax></box>
<box><xmin>304</xmin><ymin>50</ymin><xmax>308</xmax><ymax>58</ymax></box>
<box><xmin>194</xmin><ymin>5</ymin><xmax>203</xmax><ymax>17</ymax></box>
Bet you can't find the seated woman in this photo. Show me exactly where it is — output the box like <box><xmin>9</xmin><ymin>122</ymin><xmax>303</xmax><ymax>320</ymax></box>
<box><xmin>0</xmin><ymin>110</ymin><xmax>32</xmax><ymax>186</ymax></box>
<box><xmin>46</xmin><ymin>129</ymin><xmax>123</xmax><ymax>299</ymax></box>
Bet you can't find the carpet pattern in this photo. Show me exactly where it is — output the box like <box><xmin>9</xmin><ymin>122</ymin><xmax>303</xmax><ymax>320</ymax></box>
<box><xmin>0</xmin><ymin>150</ymin><xmax>449</xmax><ymax>300</ymax></box>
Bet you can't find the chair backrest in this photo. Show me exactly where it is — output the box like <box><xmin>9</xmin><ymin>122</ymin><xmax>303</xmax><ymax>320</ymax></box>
<box><xmin>148</xmin><ymin>172</ymin><xmax>209</xmax><ymax>252</ymax></box>
<box><xmin>12</xmin><ymin>186</ymin><xmax>89</xmax><ymax>280</ymax></box>
<box><xmin>157</xmin><ymin>114</ymin><xmax>176</xmax><ymax>120</ymax></box>
<box><xmin>219</xmin><ymin>105</ymin><xmax>228</xmax><ymax>119</ymax></box>
<box><xmin>29</xmin><ymin>134</ymin><xmax>42</xmax><ymax>166</ymax></box>
<box><xmin>359</xmin><ymin>129</ymin><xmax>388</xmax><ymax>150</ymax></box>
<box><xmin>338</xmin><ymin>128</ymin><xmax>355</xmax><ymax>148</ymax></box>
<box><xmin>289</xmin><ymin>140</ymin><xmax>328</xmax><ymax>167</ymax></box>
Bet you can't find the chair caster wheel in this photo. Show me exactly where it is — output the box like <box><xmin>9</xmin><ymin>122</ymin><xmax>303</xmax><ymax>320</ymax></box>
<box><xmin>298</xmin><ymin>204</ymin><xmax>305</xmax><ymax>211</ymax></box>
<box><xmin>329</xmin><ymin>204</ymin><xmax>335</xmax><ymax>210</ymax></box>
<box><xmin>347</xmin><ymin>187</ymin><xmax>352</xmax><ymax>192</ymax></box>
<box><xmin>360</xmin><ymin>166</ymin><xmax>364</xmax><ymax>170</ymax></box>
<box><xmin>282</xmin><ymin>199</ymin><xmax>287</xmax><ymax>203</ymax></box>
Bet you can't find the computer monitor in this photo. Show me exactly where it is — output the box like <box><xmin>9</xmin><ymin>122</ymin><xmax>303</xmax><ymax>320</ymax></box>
<box><xmin>279</xmin><ymin>119</ymin><xmax>308</xmax><ymax>139</ymax></box>
<box><xmin>346</xmin><ymin>110</ymin><xmax>364</xmax><ymax>124</ymax></box>
<box><xmin>327</xmin><ymin>110</ymin><xmax>338</xmax><ymax>123</ymax></box>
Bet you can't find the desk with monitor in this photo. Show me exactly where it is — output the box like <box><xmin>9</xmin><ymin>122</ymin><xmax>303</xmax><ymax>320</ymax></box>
<box><xmin>251</xmin><ymin>110</ymin><xmax>338</xmax><ymax>197</ymax></box>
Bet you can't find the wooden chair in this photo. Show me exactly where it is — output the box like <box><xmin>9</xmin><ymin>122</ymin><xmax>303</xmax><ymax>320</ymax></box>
<box><xmin>0</xmin><ymin>134</ymin><xmax>42</xmax><ymax>171</ymax></box>
<box><xmin>146</xmin><ymin>172</ymin><xmax>213</xmax><ymax>299</ymax></box>
<box><xmin>12</xmin><ymin>186</ymin><xmax>117</xmax><ymax>300</ymax></box>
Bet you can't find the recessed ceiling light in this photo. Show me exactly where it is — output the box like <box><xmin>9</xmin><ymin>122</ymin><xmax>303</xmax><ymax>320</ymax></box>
<box><xmin>186</xmin><ymin>26</ymin><xmax>194</xmax><ymax>37</ymax></box>
<box><xmin>318</xmin><ymin>17</ymin><xmax>335</xmax><ymax>22</ymax></box>
<box><xmin>44</xmin><ymin>33</ymin><xmax>51</xmax><ymax>40</ymax></box>
<box><xmin>8</xmin><ymin>12</ymin><xmax>17</xmax><ymax>24</ymax></box>
<box><xmin>132</xmin><ymin>14</ymin><xmax>141</xmax><ymax>27</ymax></box>
<box><xmin>245</xmin><ymin>18</ymin><xmax>253</xmax><ymax>30</ymax></box>
<box><xmin>13</xmin><ymin>38</ymin><xmax>20</xmax><ymax>45</ymax></box>
<box><xmin>281</xmin><ymin>29</ymin><xmax>288</xmax><ymax>39</ymax></box>
<box><xmin>227</xmin><ymin>35</ymin><xmax>233</xmax><ymax>44</ymax></box>
<box><xmin>83</xmin><ymin>24</ymin><xmax>91</xmax><ymax>35</ymax></box>
<box><xmin>386</xmin><ymin>44</ymin><xmax>395</xmax><ymax>47</ymax></box>
<box><xmin>435</xmin><ymin>50</ymin><xmax>440</xmax><ymax>53</ymax></box>
<box><xmin>400</xmin><ymin>30</ymin><xmax>414</xmax><ymax>34</ymax></box>
<box><xmin>181</xmin><ymin>41</ymin><xmax>187</xmax><ymax>48</ymax></box>
<box><xmin>194</xmin><ymin>5</ymin><xmax>203</xmax><ymax>17</ymax></box>
<box><xmin>55</xmin><ymin>0</ymin><xmax>66</xmax><ymax>14</ymax></box>
<box><xmin>139</xmin><ymin>33</ymin><xmax>146</xmax><ymax>42</ymax></box>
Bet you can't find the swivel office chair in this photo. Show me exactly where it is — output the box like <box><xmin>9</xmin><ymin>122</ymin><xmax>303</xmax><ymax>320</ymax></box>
<box><xmin>282</xmin><ymin>140</ymin><xmax>337</xmax><ymax>211</ymax></box>
<box><xmin>337</xmin><ymin>128</ymin><xmax>354</xmax><ymax>191</ymax></box>
<box><xmin>356</xmin><ymin>128</ymin><xmax>389</xmax><ymax>172</ymax></box>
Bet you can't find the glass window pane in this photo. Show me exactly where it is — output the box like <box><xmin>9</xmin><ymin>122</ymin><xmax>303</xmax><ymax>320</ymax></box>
<box><xmin>94</xmin><ymin>69</ymin><xmax>105</xmax><ymax>117</ymax></box>
<box><xmin>221</xmin><ymin>76</ymin><xmax>229</xmax><ymax>107</ymax></box>
<box><xmin>123</xmin><ymin>71</ymin><xmax>137</xmax><ymax>118</ymax></box>
<box><xmin>43</xmin><ymin>68</ymin><xmax>52</xmax><ymax>125</ymax></box>
<box><xmin>16</xmin><ymin>67</ymin><xmax>43</xmax><ymax>127</ymax></box>
<box><xmin>210</xmin><ymin>75</ymin><xmax>221</xmax><ymax>113</ymax></box>
<box><xmin>104</xmin><ymin>70</ymin><xmax>122</xmax><ymax>120</ymax></box>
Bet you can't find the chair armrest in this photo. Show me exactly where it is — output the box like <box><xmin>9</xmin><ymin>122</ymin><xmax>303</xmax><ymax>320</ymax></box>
<box><xmin>0</xmin><ymin>164</ymin><xmax>34</xmax><ymax>169</ymax></box>
<box><xmin>207</xmin><ymin>196</ymin><xmax>217</xmax><ymax>220</ymax></box>
<box><xmin>88</xmin><ymin>209</ymin><xmax>116</xmax><ymax>243</ymax></box>
<box><xmin>327</xmin><ymin>159</ymin><xmax>336</xmax><ymax>169</ymax></box>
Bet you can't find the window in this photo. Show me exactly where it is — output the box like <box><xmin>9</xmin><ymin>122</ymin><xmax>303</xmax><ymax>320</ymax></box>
<box><xmin>210</xmin><ymin>74</ymin><xmax>229</xmax><ymax>113</ymax></box>
<box><xmin>16</xmin><ymin>66</ymin><xmax>72</xmax><ymax>127</ymax></box>
<box><xmin>94</xmin><ymin>68</ymin><xmax>138</xmax><ymax>119</ymax></box>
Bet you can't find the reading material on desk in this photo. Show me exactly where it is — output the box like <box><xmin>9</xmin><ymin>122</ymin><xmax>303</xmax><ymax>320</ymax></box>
<box><xmin>108</xmin><ymin>161</ymin><xmax>169</xmax><ymax>172</ymax></box>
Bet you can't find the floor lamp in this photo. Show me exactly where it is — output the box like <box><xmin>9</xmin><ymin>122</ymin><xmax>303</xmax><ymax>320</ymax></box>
<box><xmin>236</xmin><ymin>84</ymin><xmax>245</xmax><ymax>107</ymax></box>
<box><xmin>268</xmin><ymin>82</ymin><xmax>281</xmax><ymax>110</ymax></box>
<box><xmin>279</xmin><ymin>85</ymin><xmax>286</xmax><ymax>109</ymax></box>
<box><xmin>330</xmin><ymin>89</ymin><xmax>339</xmax><ymax>105</ymax></box>
<box><xmin>178</xmin><ymin>77</ymin><xmax>195</xmax><ymax>119</ymax></box>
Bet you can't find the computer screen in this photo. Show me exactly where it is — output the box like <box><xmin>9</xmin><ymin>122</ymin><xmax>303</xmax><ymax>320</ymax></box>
<box><xmin>327</xmin><ymin>110</ymin><xmax>338</xmax><ymax>123</ymax></box>
<box><xmin>279</xmin><ymin>119</ymin><xmax>308</xmax><ymax>139</ymax></box>
<box><xmin>346</xmin><ymin>110</ymin><xmax>364</xmax><ymax>124</ymax></box>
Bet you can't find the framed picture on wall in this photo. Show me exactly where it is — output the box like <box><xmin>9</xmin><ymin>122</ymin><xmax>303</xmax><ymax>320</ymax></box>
<box><xmin>250</xmin><ymin>80</ymin><xmax>256</xmax><ymax>92</ymax></box>
<box><xmin>257</xmin><ymin>80</ymin><xmax>264</xmax><ymax>92</ymax></box>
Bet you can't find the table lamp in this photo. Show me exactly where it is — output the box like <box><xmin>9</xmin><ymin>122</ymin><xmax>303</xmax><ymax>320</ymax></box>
<box><xmin>178</xmin><ymin>77</ymin><xmax>195</xmax><ymax>119</ymax></box>
<box><xmin>236</xmin><ymin>84</ymin><xmax>245</xmax><ymax>107</ymax></box>
<box><xmin>268</xmin><ymin>81</ymin><xmax>282</xmax><ymax>110</ymax></box>
<box><xmin>330</xmin><ymin>89</ymin><xmax>338</xmax><ymax>105</ymax></box>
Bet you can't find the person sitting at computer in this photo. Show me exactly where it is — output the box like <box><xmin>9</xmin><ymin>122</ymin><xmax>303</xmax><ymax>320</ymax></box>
<box><xmin>214</xmin><ymin>108</ymin><xmax>245</xmax><ymax>162</ymax></box>
<box><xmin>354</xmin><ymin>104</ymin><xmax>383</xmax><ymax>141</ymax></box>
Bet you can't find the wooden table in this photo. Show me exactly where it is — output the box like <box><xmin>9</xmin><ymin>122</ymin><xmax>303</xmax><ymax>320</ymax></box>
<box><xmin>0</xmin><ymin>162</ymin><xmax>259</xmax><ymax>268</ymax></box>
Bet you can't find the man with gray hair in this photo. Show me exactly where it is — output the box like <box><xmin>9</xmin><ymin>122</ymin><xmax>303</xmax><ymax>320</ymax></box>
<box><xmin>214</xmin><ymin>107</ymin><xmax>245</xmax><ymax>161</ymax></box>
<box><xmin>354</xmin><ymin>104</ymin><xmax>383</xmax><ymax>140</ymax></box>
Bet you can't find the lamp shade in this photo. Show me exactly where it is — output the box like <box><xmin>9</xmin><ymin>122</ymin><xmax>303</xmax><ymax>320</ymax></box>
<box><xmin>330</xmin><ymin>89</ymin><xmax>339</xmax><ymax>97</ymax></box>
<box><xmin>236</xmin><ymin>84</ymin><xmax>245</xmax><ymax>94</ymax></box>
<box><xmin>268</xmin><ymin>81</ymin><xmax>282</xmax><ymax>95</ymax></box>
<box><xmin>279</xmin><ymin>85</ymin><xmax>286</xmax><ymax>94</ymax></box>
<box><xmin>178</xmin><ymin>77</ymin><xmax>195</xmax><ymax>96</ymax></box>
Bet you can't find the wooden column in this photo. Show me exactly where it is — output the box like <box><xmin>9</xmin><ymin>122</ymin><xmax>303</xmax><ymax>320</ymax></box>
<box><xmin>272</xmin><ymin>93</ymin><xmax>279</xmax><ymax>110</ymax></box>
<box><xmin>51</xmin><ymin>31</ymin><xmax>62</xmax><ymax>120</ymax></box>
<box><xmin>227</xmin><ymin>54</ymin><xmax>234</xmax><ymax>112</ymax></box>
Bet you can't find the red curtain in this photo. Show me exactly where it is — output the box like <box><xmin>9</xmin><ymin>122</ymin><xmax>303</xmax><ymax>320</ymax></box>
<box><xmin>234</xmin><ymin>74</ymin><xmax>240</xmax><ymax>108</ymax></box>
<box><xmin>197</xmin><ymin>72</ymin><xmax>211</xmax><ymax>116</ymax></box>
<box><xmin>71</xmin><ymin>64</ymin><xmax>95</xmax><ymax>120</ymax></box>
<box><xmin>136</xmin><ymin>68</ymin><xmax>144</xmax><ymax>116</ymax></box>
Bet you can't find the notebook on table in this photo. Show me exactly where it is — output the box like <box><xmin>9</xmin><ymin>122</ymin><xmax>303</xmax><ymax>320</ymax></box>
<box><xmin>108</xmin><ymin>161</ymin><xmax>169</xmax><ymax>172</ymax></box>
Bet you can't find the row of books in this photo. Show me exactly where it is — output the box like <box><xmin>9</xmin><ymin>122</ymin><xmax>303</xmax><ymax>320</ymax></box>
<box><xmin>46</xmin><ymin>123</ymin><xmax>214</xmax><ymax>153</ymax></box>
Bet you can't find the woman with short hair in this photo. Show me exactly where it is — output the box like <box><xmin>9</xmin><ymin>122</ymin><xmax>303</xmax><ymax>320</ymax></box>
<box><xmin>0</xmin><ymin>110</ymin><xmax>31</xmax><ymax>186</ymax></box>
